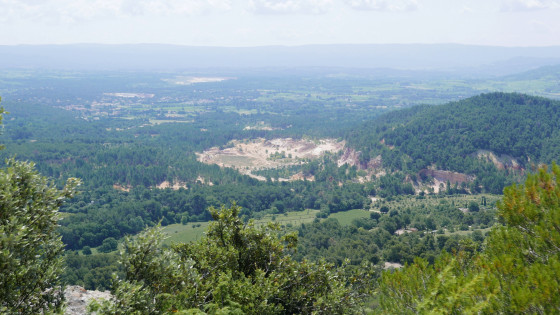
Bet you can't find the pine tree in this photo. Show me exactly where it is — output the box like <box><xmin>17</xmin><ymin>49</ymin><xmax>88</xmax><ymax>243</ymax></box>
<box><xmin>377</xmin><ymin>163</ymin><xmax>560</xmax><ymax>313</ymax></box>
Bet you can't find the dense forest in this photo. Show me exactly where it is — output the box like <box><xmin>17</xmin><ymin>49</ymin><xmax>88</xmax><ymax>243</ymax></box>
<box><xmin>376</xmin><ymin>164</ymin><xmax>560</xmax><ymax>314</ymax></box>
<box><xmin>2</xmin><ymin>66</ymin><xmax>560</xmax><ymax>313</ymax></box>
<box><xmin>347</xmin><ymin>92</ymin><xmax>560</xmax><ymax>193</ymax></box>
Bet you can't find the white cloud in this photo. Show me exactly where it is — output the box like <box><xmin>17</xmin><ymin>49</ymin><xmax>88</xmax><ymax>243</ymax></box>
<box><xmin>0</xmin><ymin>0</ymin><xmax>232</xmax><ymax>24</ymax></box>
<box><xmin>344</xmin><ymin>0</ymin><xmax>418</xmax><ymax>11</ymax></box>
<box><xmin>120</xmin><ymin>0</ymin><xmax>231</xmax><ymax>17</ymax></box>
<box><xmin>249</xmin><ymin>0</ymin><xmax>333</xmax><ymax>15</ymax></box>
<box><xmin>500</xmin><ymin>0</ymin><xmax>560</xmax><ymax>11</ymax></box>
<box><xmin>461</xmin><ymin>5</ymin><xmax>474</xmax><ymax>14</ymax></box>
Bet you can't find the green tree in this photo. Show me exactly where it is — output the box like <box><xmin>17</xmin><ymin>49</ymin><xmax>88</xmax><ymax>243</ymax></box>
<box><xmin>91</xmin><ymin>204</ymin><xmax>375</xmax><ymax>314</ymax></box>
<box><xmin>0</xmin><ymin>100</ymin><xmax>81</xmax><ymax>313</ymax></box>
<box><xmin>377</xmin><ymin>164</ymin><xmax>560</xmax><ymax>313</ymax></box>
<box><xmin>467</xmin><ymin>201</ymin><xmax>480</xmax><ymax>212</ymax></box>
<box><xmin>483</xmin><ymin>163</ymin><xmax>560</xmax><ymax>313</ymax></box>
<box><xmin>82</xmin><ymin>246</ymin><xmax>93</xmax><ymax>255</ymax></box>
<box><xmin>98</xmin><ymin>237</ymin><xmax>119</xmax><ymax>253</ymax></box>
<box><xmin>0</xmin><ymin>102</ymin><xmax>4</xmax><ymax>150</ymax></box>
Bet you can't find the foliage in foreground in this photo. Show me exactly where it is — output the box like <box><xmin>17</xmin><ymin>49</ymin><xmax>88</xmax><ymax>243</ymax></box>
<box><xmin>377</xmin><ymin>163</ymin><xmax>560</xmax><ymax>314</ymax></box>
<box><xmin>90</xmin><ymin>204</ymin><xmax>376</xmax><ymax>314</ymax></box>
<box><xmin>0</xmin><ymin>101</ymin><xmax>80</xmax><ymax>313</ymax></box>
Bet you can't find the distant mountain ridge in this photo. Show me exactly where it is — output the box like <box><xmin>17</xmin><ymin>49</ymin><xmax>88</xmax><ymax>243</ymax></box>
<box><xmin>502</xmin><ymin>64</ymin><xmax>560</xmax><ymax>81</ymax></box>
<box><xmin>1</xmin><ymin>44</ymin><xmax>560</xmax><ymax>73</ymax></box>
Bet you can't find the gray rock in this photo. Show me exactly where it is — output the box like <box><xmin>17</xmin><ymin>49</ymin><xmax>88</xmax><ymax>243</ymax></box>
<box><xmin>64</xmin><ymin>285</ymin><xmax>112</xmax><ymax>315</ymax></box>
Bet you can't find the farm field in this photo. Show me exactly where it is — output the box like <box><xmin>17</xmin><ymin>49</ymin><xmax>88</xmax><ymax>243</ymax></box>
<box><xmin>328</xmin><ymin>209</ymin><xmax>371</xmax><ymax>226</ymax></box>
<box><xmin>162</xmin><ymin>209</ymin><xmax>320</xmax><ymax>244</ymax></box>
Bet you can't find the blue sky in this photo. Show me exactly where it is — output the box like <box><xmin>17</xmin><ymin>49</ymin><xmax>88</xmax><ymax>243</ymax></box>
<box><xmin>1</xmin><ymin>0</ymin><xmax>559</xmax><ymax>46</ymax></box>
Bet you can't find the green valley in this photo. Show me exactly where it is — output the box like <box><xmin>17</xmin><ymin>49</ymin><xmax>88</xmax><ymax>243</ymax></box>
<box><xmin>2</xmin><ymin>61</ymin><xmax>560</xmax><ymax>313</ymax></box>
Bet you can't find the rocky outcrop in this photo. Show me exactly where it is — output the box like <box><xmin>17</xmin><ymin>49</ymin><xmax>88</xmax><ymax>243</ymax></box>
<box><xmin>290</xmin><ymin>172</ymin><xmax>315</xmax><ymax>181</ymax></box>
<box><xmin>476</xmin><ymin>150</ymin><xmax>523</xmax><ymax>171</ymax></box>
<box><xmin>419</xmin><ymin>169</ymin><xmax>474</xmax><ymax>185</ymax></box>
<box><xmin>337</xmin><ymin>148</ymin><xmax>383</xmax><ymax>171</ymax></box>
<box><xmin>337</xmin><ymin>148</ymin><xmax>362</xmax><ymax>167</ymax></box>
<box><xmin>64</xmin><ymin>285</ymin><xmax>111</xmax><ymax>315</ymax></box>
<box><xmin>367</xmin><ymin>155</ymin><xmax>383</xmax><ymax>170</ymax></box>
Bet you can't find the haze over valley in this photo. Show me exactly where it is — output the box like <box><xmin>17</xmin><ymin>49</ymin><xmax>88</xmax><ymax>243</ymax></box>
<box><xmin>2</xmin><ymin>1</ymin><xmax>560</xmax><ymax>313</ymax></box>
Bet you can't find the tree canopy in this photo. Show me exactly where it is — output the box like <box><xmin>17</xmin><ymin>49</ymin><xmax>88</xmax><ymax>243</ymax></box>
<box><xmin>377</xmin><ymin>163</ymin><xmax>560</xmax><ymax>313</ymax></box>
<box><xmin>347</xmin><ymin>93</ymin><xmax>560</xmax><ymax>193</ymax></box>
<box><xmin>0</xmin><ymin>100</ymin><xmax>80</xmax><ymax>314</ymax></box>
<box><xmin>90</xmin><ymin>204</ymin><xmax>375</xmax><ymax>314</ymax></box>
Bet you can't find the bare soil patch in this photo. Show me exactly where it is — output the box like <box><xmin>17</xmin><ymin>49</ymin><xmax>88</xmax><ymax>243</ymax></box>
<box><xmin>419</xmin><ymin>169</ymin><xmax>475</xmax><ymax>194</ymax></box>
<box><xmin>156</xmin><ymin>180</ymin><xmax>188</xmax><ymax>190</ymax></box>
<box><xmin>103</xmin><ymin>92</ymin><xmax>154</xmax><ymax>98</ymax></box>
<box><xmin>384</xmin><ymin>262</ymin><xmax>404</xmax><ymax>269</ymax></box>
<box><xmin>166</xmin><ymin>76</ymin><xmax>233</xmax><ymax>85</ymax></box>
<box><xmin>113</xmin><ymin>184</ymin><xmax>131</xmax><ymax>192</ymax></box>
<box><xmin>197</xmin><ymin>138</ymin><xmax>344</xmax><ymax>181</ymax></box>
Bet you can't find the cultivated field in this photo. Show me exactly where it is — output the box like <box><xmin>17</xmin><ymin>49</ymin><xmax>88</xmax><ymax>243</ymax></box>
<box><xmin>162</xmin><ymin>209</ymin><xmax>320</xmax><ymax>245</ymax></box>
<box><xmin>328</xmin><ymin>209</ymin><xmax>371</xmax><ymax>226</ymax></box>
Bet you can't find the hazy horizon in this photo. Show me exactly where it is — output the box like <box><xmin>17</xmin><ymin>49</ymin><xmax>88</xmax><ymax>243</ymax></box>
<box><xmin>3</xmin><ymin>42</ymin><xmax>560</xmax><ymax>49</ymax></box>
<box><xmin>1</xmin><ymin>1</ymin><xmax>559</xmax><ymax>47</ymax></box>
<box><xmin>2</xmin><ymin>43</ymin><xmax>560</xmax><ymax>73</ymax></box>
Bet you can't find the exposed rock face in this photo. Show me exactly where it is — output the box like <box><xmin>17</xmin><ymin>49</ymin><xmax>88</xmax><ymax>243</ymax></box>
<box><xmin>290</xmin><ymin>172</ymin><xmax>315</xmax><ymax>181</ymax></box>
<box><xmin>383</xmin><ymin>262</ymin><xmax>403</xmax><ymax>269</ymax></box>
<box><xmin>337</xmin><ymin>148</ymin><xmax>383</xmax><ymax>171</ymax></box>
<box><xmin>337</xmin><ymin>148</ymin><xmax>362</xmax><ymax>167</ymax></box>
<box><xmin>64</xmin><ymin>285</ymin><xmax>111</xmax><ymax>315</ymax></box>
<box><xmin>367</xmin><ymin>155</ymin><xmax>383</xmax><ymax>170</ymax></box>
<box><xmin>476</xmin><ymin>150</ymin><xmax>523</xmax><ymax>171</ymax></box>
<box><xmin>419</xmin><ymin>169</ymin><xmax>475</xmax><ymax>185</ymax></box>
<box><xmin>198</xmin><ymin>137</ymin><xmax>344</xmax><ymax>181</ymax></box>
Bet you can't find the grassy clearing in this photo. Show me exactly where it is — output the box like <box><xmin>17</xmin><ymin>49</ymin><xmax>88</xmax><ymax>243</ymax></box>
<box><xmin>445</xmin><ymin>227</ymin><xmax>492</xmax><ymax>236</ymax></box>
<box><xmin>161</xmin><ymin>194</ymin><xmax>501</xmax><ymax>245</ymax></box>
<box><xmin>328</xmin><ymin>209</ymin><xmax>371</xmax><ymax>226</ymax></box>
<box><xmin>162</xmin><ymin>209</ymin><xmax>319</xmax><ymax>245</ymax></box>
<box><xmin>222</xmin><ymin>107</ymin><xmax>259</xmax><ymax>115</ymax></box>
<box><xmin>163</xmin><ymin>222</ymin><xmax>210</xmax><ymax>245</ymax></box>
<box><xmin>253</xmin><ymin>209</ymin><xmax>319</xmax><ymax>227</ymax></box>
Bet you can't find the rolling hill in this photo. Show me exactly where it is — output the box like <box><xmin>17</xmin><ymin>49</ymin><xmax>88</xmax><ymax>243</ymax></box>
<box><xmin>346</xmin><ymin>92</ymin><xmax>560</xmax><ymax>193</ymax></box>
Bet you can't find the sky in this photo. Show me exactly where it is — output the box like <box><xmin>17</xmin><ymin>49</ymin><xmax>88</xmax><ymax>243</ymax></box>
<box><xmin>1</xmin><ymin>0</ymin><xmax>559</xmax><ymax>47</ymax></box>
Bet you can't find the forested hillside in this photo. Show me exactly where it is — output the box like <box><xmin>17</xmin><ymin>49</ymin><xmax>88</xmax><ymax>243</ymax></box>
<box><xmin>377</xmin><ymin>164</ymin><xmax>560</xmax><ymax>313</ymax></box>
<box><xmin>3</xmin><ymin>66</ymin><xmax>560</xmax><ymax>313</ymax></box>
<box><xmin>348</xmin><ymin>92</ymin><xmax>560</xmax><ymax>193</ymax></box>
